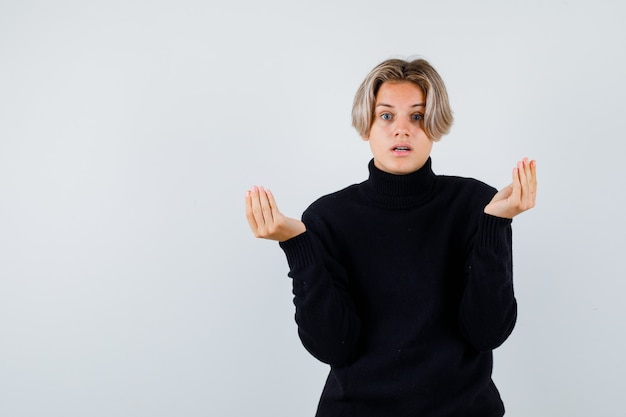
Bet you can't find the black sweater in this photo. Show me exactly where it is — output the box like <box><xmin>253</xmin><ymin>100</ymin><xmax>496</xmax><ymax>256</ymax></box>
<box><xmin>279</xmin><ymin>158</ymin><xmax>516</xmax><ymax>417</ymax></box>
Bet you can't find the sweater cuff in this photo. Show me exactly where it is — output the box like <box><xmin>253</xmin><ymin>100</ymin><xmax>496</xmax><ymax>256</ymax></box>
<box><xmin>279</xmin><ymin>231</ymin><xmax>316</xmax><ymax>271</ymax></box>
<box><xmin>477</xmin><ymin>213</ymin><xmax>512</xmax><ymax>249</ymax></box>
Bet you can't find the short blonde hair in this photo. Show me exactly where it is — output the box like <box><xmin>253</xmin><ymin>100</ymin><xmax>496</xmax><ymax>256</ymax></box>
<box><xmin>352</xmin><ymin>58</ymin><xmax>454</xmax><ymax>141</ymax></box>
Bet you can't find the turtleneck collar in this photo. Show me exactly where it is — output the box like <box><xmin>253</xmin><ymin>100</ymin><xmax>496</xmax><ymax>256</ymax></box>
<box><xmin>360</xmin><ymin>157</ymin><xmax>437</xmax><ymax>208</ymax></box>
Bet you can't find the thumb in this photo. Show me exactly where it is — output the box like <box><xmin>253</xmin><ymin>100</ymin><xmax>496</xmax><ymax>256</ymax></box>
<box><xmin>492</xmin><ymin>183</ymin><xmax>513</xmax><ymax>202</ymax></box>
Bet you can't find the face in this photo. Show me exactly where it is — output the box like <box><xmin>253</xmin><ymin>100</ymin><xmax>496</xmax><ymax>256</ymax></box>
<box><xmin>364</xmin><ymin>81</ymin><xmax>433</xmax><ymax>175</ymax></box>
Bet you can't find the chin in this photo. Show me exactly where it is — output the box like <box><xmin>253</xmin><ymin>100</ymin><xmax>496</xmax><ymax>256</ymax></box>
<box><xmin>393</xmin><ymin>162</ymin><xmax>425</xmax><ymax>175</ymax></box>
<box><xmin>385</xmin><ymin>165</ymin><xmax>418</xmax><ymax>175</ymax></box>
<box><xmin>375</xmin><ymin>157</ymin><xmax>426</xmax><ymax>175</ymax></box>
<box><xmin>395</xmin><ymin>168</ymin><xmax>418</xmax><ymax>175</ymax></box>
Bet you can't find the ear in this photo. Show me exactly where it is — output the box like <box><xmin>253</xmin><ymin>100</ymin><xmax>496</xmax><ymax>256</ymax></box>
<box><xmin>361</xmin><ymin>134</ymin><xmax>369</xmax><ymax>142</ymax></box>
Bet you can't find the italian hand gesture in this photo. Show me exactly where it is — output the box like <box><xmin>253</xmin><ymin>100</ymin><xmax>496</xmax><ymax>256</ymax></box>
<box><xmin>484</xmin><ymin>157</ymin><xmax>537</xmax><ymax>219</ymax></box>
<box><xmin>245</xmin><ymin>186</ymin><xmax>306</xmax><ymax>242</ymax></box>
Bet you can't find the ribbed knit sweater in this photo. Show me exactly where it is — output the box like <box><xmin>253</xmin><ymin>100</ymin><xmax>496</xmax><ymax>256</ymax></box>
<box><xmin>279</xmin><ymin>158</ymin><xmax>516</xmax><ymax>416</ymax></box>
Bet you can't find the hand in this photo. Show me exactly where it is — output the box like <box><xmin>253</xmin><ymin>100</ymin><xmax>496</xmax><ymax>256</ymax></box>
<box><xmin>484</xmin><ymin>158</ymin><xmax>537</xmax><ymax>219</ymax></box>
<box><xmin>245</xmin><ymin>186</ymin><xmax>306</xmax><ymax>242</ymax></box>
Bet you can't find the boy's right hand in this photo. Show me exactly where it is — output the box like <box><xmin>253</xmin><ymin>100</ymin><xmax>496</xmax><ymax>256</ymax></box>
<box><xmin>245</xmin><ymin>186</ymin><xmax>306</xmax><ymax>242</ymax></box>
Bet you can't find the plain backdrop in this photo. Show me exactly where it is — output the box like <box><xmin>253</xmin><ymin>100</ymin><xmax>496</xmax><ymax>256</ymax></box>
<box><xmin>1</xmin><ymin>0</ymin><xmax>625</xmax><ymax>416</ymax></box>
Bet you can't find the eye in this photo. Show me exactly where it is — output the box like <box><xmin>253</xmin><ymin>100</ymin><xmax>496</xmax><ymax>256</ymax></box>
<box><xmin>380</xmin><ymin>112</ymin><xmax>393</xmax><ymax>121</ymax></box>
<box><xmin>411</xmin><ymin>113</ymin><xmax>424</xmax><ymax>121</ymax></box>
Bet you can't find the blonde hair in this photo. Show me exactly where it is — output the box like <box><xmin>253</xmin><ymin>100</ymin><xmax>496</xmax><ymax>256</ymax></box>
<box><xmin>352</xmin><ymin>58</ymin><xmax>454</xmax><ymax>141</ymax></box>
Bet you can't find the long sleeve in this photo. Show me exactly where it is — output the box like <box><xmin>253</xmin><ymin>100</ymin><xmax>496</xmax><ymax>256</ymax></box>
<box><xmin>459</xmin><ymin>213</ymin><xmax>517</xmax><ymax>351</ymax></box>
<box><xmin>272</xmin><ymin>159</ymin><xmax>515</xmax><ymax>416</ymax></box>
<box><xmin>279</xmin><ymin>214</ymin><xmax>361</xmax><ymax>366</ymax></box>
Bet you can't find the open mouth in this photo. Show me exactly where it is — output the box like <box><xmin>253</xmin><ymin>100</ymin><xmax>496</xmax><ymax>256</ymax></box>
<box><xmin>392</xmin><ymin>144</ymin><xmax>412</xmax><ymax>154</ymax></box>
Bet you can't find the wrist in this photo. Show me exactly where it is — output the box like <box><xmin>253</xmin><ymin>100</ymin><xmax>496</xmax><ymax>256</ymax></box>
<box><xmin>278</xmin><ymin>219</ymin><xmax>306</xmax><ymax>242</ymax></box>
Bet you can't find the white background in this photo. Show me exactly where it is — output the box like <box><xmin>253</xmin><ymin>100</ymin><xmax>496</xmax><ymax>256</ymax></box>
<box><xmin>1</xmin><ymin>0</ymin><xmax>625</xmax><ymax>416</ymax></box>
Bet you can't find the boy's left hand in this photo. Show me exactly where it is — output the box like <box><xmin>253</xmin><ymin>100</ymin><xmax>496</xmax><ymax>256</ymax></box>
<box><xmin>484</xmin><ymin>157</ymin><xmax>537</xmax><ymax>219</ymax></box>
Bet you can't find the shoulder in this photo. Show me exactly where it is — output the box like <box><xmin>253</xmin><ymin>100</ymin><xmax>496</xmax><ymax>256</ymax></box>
<box><xmin>296</xmin><ymin>184</ymin><xmax>362</xmax><ymax>242</ymax></box>
<box><xmin>437</xmin><ymin>174</ymin><xmax>496</xmax><ymax>192</ymax></box>
<box><xmin>435</xmin><ymin>175</ymin><xmax>497</xmax><ymax>207</ymax></box>
<box><xmin>304</xmin><ymin>183</ymin><xmax>361</xmax><ymax>218</ymax></box>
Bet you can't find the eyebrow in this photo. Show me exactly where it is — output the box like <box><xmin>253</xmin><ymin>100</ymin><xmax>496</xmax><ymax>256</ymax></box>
<box><xmin>375</xmin><ymin>103</ymin><xmax>426</xmax><ymax>108</ymax></box>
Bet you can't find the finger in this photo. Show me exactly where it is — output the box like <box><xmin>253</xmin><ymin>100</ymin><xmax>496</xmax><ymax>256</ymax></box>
<box><xmin>524</xmin><ymin>157</ymin><xmax>534</xmax><ymax>188</ymax></box>
<box><xmin>519</xmin><ymin>158</ymin><xmax>536</xmax><ymax>207</ymax></box>
<box><xmin>495</xmin><ymin>183</ymin><xmax>513</xmax><ymax>201</ymax></box>
<box><xmin>266</xmin><ymin>189</ymin><xmax>280</xmax><ymax>216</ymax></box>
<box><xmin>518</xmin><ymin>158</ymin><xmax>530</xmax><ymax>204</ymax></box>
<box><xmin>510</xmin><ymin>163</ymin><xmax>522</xmax><ymax>203</ymax></box>
<box><xmin>258</xmin><ymin>186</ymin><xmax>274</xmax><ymax>224</ymax></box>
<box><xmin>528</xmin><ymin>159</ymin><xmax>537</xmax><ymax>205</ymax></box>
<box><xmin>517</xmin><ymin>158</ymin><xmax>529</xmax><ymax>188</ymax></box>
<box><xmin>245</xmin><ymin>189</ymin><xmax>259</xmax><ymax>232</ymax></box>
<box><xmin>249</xmin><ymin>185</ymin><xmax>268</xmax><ymax>227</ymax></box>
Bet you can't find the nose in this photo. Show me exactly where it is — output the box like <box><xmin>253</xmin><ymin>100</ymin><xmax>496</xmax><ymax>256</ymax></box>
<box><xmin>394</xmin><ymin>119</ymin><xmax>410</xmax><ymax>137</ymax></box>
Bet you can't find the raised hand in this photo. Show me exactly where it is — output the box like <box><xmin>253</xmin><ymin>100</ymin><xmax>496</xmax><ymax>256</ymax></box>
<box><xmin>245</xmin><ymin>186</ymin><xmax>306</xmax><ymax>242</ymax></box>
<box><xmin>484</xmin><ymin>158</ymin><xmax>537</xmax><ymax>219</ymax></box>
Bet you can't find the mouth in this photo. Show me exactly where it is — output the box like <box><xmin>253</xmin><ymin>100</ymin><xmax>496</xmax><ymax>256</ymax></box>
<box><xmin>391</xmin><ymin>144</ymin><xmax>412</xmax><ymax>155</ymax></box>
